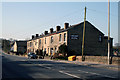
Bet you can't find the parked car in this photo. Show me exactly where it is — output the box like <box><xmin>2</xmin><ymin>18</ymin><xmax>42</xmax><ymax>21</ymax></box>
<box><xmin>28</xmin><ymin>52</ymin><xmax>38</xmax><ymax>59</ymax></box>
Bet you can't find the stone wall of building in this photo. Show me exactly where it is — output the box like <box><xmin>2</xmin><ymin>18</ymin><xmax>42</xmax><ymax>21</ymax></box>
<box><xmin>27</xmin><ymin>21</ymin><xmax>113</xmax><ymax>56</ymax></box>
<box><xmin>13</xmin><ymin>42</ymin><xmax>17</xmax><ymax>52</ymax></box>
<box><xmin>68</xmin><ymin>21</ymin><xmax>111</xmax><ymax>56</ymax></box>
<box><xmin>27</xmin><ymin>31</ymin><xmax>67</xmax><ymax>55</ymax></box>
<box><xmin>39</xmin><ymin>31</ymin><xmax>68</xmax><ymax>55</ymax></box>
<box><xmin>27</xmin><ymin>40</ymin><xmax>33</xmax><ymax>52</ymax></box>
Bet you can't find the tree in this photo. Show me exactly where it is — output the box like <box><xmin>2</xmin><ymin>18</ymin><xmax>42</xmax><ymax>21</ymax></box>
<box><xmin>2</xmin><ymin>39</ymin><xmax>11</xmax><ymax>53</ymax></box>
<box><xmin>58</xmin><ymin>43</ymin><xmax>68</xmax><ymax>57</ymax></box>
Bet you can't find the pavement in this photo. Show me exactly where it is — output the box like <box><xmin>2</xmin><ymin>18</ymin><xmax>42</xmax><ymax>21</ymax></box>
<box><xmin>1</xmin><ymin>52</ymin><xmax>119</xmax><ymax>80</ymax></box>
<box><xmin>43</xmin><ymin>56</ymin><xmax>119</xmax><ymax>71</ymax></box>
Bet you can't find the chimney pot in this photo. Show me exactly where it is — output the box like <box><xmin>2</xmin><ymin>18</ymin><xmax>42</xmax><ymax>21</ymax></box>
<box><xmin>50</xmin><ymin>28</ymin><xmax>53</xmax><ymax>33</ymax></box>
<box><xmin>64</xmin><ymin>23</ymin><xmax>69</xmax><ymax>29</ymax></box>
<box><xmin>56</xmin><ymin>26</ymin><xmax>61</xmax><ymax>32</ymax></box>
<box><xmin>44</xmin><ymin>31</ymin><xmax>48</xmax><ymax>35</ymax></box>
<box><xmin>36</xmin><ymin>34</ymin><xmax>39</xmax><ymax>37</ymax></box>
<box><xmin>32</xmin><ymin>35</ymin><xmax>34</xmax><ymax>39</ymax></box>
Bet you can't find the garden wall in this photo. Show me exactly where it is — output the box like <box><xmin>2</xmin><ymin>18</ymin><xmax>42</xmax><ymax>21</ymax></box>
<box><xmin>76</xmin><ymin>56</ymin><xmax>119</xmax><ymax>65</ymax></box>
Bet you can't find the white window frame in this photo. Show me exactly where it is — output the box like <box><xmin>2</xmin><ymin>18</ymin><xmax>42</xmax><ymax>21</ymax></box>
<box><xmin>51</xmin><ymin>36</ymin><xmax>53</xmax><ymax>43</ymax></box>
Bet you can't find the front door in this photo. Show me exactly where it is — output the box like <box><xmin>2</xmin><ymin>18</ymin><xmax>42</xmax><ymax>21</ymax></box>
<box><xmin>50</xmin><ymin>48</ymin><xmax>53</xmax><ymax>56</ymax></box>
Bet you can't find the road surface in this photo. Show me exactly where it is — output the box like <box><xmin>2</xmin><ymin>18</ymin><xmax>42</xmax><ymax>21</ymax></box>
<box><xmin>1</xmin><ymin>52</ymin><xmax>119</xmax><ymax>80</ymax></box>
<box><xmin>0</xmin><ymin>50</ymin><xmax>2</xmax><ymax>80</ymax></box>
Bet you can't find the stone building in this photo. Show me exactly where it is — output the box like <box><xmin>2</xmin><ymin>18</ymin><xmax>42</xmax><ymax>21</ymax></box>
<box><xmin>12</xmin><ymin>41</ymin><xmax>27</xmax><ymax>54</ymax></box>
<box><xmin>27</xmin><ymin>21</ymin><xmax>113</xmax><ymax>56</ymax></box>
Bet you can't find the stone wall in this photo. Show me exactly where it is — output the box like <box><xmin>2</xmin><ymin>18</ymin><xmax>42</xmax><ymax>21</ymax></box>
<box><xmin>27</xmin><ymin>31</ymin><xmax>68</xmax><ymax>55</ymax></box>
<box><xmin>68</xmin><ymin>21</ymin><xmax>112</xmax><ymax>56</ymax></box>
<box><xmin>76</xmin><ymin>56</ymin><xmax>119</xmax><ymax>65</ymax></box>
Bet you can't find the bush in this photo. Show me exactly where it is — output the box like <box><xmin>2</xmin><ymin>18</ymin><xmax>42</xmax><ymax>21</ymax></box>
<box><xmin>2</xmin><ymin>39</ymin><xmax>11</xmax><ymax>53</ymax></box>
<box><xmin>53</xmin><ymin>53</ymin><xmax>59</xmax><ymax>59</ymax></box>
<box><xmin>58</xmin><ymin>43</ymin><xmax>68</xmax><ymax>57</ymax></box>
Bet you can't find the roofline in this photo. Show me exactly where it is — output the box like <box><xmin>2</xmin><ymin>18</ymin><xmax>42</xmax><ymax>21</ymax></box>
<box><xmin>27</xmin><ymin>20</ymin><xmax>106</xmax><ymax>41</ymax></box>
<box><xmin>85</xmin><ymin>21</ymin><xmax>105</xmax><ymax>35</ymax></box>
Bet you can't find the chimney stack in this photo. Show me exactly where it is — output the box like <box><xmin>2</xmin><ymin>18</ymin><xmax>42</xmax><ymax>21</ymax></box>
<box><xmin>64</xmin><ymin>23</ymin><xmax>69</xmax><ymax>29</ymax></box>
<box><xmin>56</xmin><ymin>26</ymin><xmax>61</xmax><ymax>32</ymax></box>
<box><xmin>36</xmin><ymin>34</ymin><xmax>39</xmax><ymax>37</ymax></box>
<box><xmin>44</xmin><ymin>31</ymin><xmax>48</xmax><ymax>35</ymax></box>
<box><xmin>32</xmin><ymin>35</ymin><xmax>34</xmax><ymax>39</ymax></box>
<box><xmin>50</xmin><ymin>28</ymin><xmax>53</xmax><ymax>33</ymax></box>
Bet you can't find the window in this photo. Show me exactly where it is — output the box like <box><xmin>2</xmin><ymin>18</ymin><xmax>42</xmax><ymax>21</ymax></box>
<box><xmin>99</xmin><ymin>35</ymin><xmax>102</xmax><ymax>42</ymax></box>
<box><xmin>45</xmin><ymin>38</ymin><xmax>46</xmax><ymax>44</ymax></box>
<box><xmin>48</xmin><ymin>48</ymin><xmax>49</xmax><ymax>54</ymax></box>
<box><xmin>64</xmin><ymin>33</ymin><xmax>66</xmax><ymax>41</ymax></box>
<box><xmin>51</xmin><ymin>36</ymin><xmax>53</xmax><ymax>43</ymax></box>
<box><xmin>30</xmin><ymin>42</ymin><xmax>32</xmax><ymax>47</ymax></box>
<box><xmin>50</xmin><ymin>48</ymin><xmax>53</xmax><ymax>55</ymax></box>
<box><xmin>55</xmin><ymin>47</ymin><xmax>57</xmax><ymax>53</ymax></box>
<box><xmin>44</xmin><ymin>48</ymin><xmax>46</xmax><ymax>52</ymax></box>
<box><xmin>28</xmin><ymin>43</ymin><xmax>30</xmax><ymax>47</ymax></box>
<box><xmin>59</xmin><ymin>34</ymin><xmax>62</xmax><ymax>41</ymax></box>
<box><xmin>39</xmin><ymin>39</ymin><xmax>41</xmax><ymax>45</ymax></box>
<box><xmin>33</xmin><ymin>49</ymin><xmax>34</xmax><ymax>52</ymax></box>
<box><xmin>35</xmin><ymin>42</ymin><xmax>37</xmax><ymax>45</ymax></box>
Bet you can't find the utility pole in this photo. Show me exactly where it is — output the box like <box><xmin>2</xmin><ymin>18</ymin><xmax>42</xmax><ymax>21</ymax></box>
<box><xmin>108</xmin><ymin>0</ymin><xmax>110</xmax><ymax>64</ymax></box>
<box><xmin>82</xmin><ymin>7</ymin><xmax>86</xmax><ymax>61</ymax></box>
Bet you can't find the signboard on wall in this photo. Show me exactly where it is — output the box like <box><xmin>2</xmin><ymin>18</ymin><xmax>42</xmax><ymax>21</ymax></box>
<box><xmin>70</xmin><ymin>35</ymin><xmax>79</xmax><ymax>40</ymax></box>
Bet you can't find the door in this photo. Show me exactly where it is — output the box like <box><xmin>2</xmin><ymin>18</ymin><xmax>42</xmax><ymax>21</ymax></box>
<box><xmin>50</xmin><ymin>48</ymin><xmax>53</xmax><ymax>56</ymax></box>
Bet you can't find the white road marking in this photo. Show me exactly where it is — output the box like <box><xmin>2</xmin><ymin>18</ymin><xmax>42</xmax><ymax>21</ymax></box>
<box><xmin>59</xmin><ymin>71</ymin><xmax>80</xmax><ymax>78</ymax></box>
<box><xmin>78</xmin><ymin>70</ymin><xmax>116</xmax><ymax>79</ymax></box>
<box><xmin>38</xmin><ymin>64</ymin><xmax>52</xmax><ymax>70</ymax></box>
<box><xmin>45</xmin><ymin>67</ymin><xmax>52</xmax><ymax>69</ymax></box>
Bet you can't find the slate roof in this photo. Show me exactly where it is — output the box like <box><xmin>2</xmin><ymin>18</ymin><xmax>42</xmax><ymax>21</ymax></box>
<box><xmin>28</xmin><ymin>21</ymin><xmax>105</xmax><ymax>41</ymax></box>
<box><xmin>16</xmin><ymin>41</ymin><xmax>27</xmax><ymax>47</ymax></box>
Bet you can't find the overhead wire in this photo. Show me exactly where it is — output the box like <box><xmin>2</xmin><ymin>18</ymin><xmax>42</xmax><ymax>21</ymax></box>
<box><xmin>87</xmin><ymin>8</ymin><xmax>118</xmax><ymax>17</ymax></box>
<box><xmin>30</xmin><ymin>6</ymin><xmax>118</xmax><ymax>35</ymax></box>
<box><xmin>39</xmin><ymin>8</ymin><xmax>85</xmax><ymax>28</ymax></box>
<box><xmin>26</xmin><ymin>8</ymin><xmax>85</xmax><ymax>36</ymax></box>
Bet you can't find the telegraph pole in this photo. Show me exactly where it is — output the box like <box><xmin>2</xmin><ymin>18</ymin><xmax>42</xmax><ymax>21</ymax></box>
<box><xmin>108</xmin><ymin>0</ymin><xmax>110</xmax><ymax>64</ymax></box>
<box><xmin>82</xmin><ymin>7</ymin><xmax>86</xmax><ymax>61</ymax></box>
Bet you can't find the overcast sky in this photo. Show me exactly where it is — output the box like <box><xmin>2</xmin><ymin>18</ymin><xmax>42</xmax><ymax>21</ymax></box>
<box><xmin>1</xmin><ymin>1</ymin><xmax>119</xmax><ymax>45</ymax></box>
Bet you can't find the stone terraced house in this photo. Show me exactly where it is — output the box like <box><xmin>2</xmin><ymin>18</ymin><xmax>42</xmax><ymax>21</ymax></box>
<box><xmin>27</xmin><ymin>21</ymin><xmax>113</xmax><ymax>56</ymax></box>
<box><xmin>12</xmin><ymin>41</ymin><xmax>27</xmax><ymax>54</ymax></box>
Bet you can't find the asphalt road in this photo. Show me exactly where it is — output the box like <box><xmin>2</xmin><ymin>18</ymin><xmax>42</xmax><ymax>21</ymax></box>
<box><xmin>1</xmin><ymin>52</ymin><xmax>119</xmax><ymax>80</ymax></box>
<box><xmin>0</xmin><ymin>51</ymin><xmax>2</xmax><ymax>80</ymax></box>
